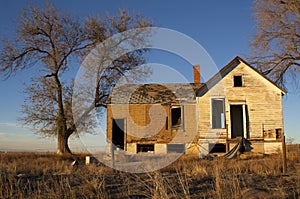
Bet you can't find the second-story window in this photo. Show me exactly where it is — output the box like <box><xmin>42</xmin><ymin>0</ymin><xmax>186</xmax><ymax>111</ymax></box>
<box><xmin>233</xmin><ymin>75</ymin><xmax>243</xmax><ymax>87</ymax></box>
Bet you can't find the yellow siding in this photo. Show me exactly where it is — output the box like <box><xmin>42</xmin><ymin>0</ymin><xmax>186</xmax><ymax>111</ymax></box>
<box><xmin>107</xmin><ymin>103</ymin><xmax>197</xmax><ymax>146</ymax></box>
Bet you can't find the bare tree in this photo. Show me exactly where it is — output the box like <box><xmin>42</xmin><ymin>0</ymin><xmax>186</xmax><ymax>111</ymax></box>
<box><xmin>249</xmin><ymin>0</ymin><xmax>300</xmax><ymax>88</ymax></box>
<box><xmin>0</xmin><ymin>3</ymin><xmax>151</xmax><ymax>154</ymax></box>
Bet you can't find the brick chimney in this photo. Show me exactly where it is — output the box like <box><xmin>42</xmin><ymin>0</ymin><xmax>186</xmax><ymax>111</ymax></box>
<box><xmin>193</xmin><ymin>64</ymin><xmax>200</xmax><ymax>83</ymax></box>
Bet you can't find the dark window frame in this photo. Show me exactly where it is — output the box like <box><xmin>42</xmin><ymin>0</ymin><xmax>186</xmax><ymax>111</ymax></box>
<box><xmin>165</xmin><ymin>116</ymin><xmax>168</xmax><ymax>130</ymax></box>
<box><xmin>171</xmin><ymin>106</ymin><xmax>184</xmax><ymax>130</ymax></box>
<box><xmin>233</xmin><ymin>75</ymin><xmax>243</xmax><ymax>87</ymax></box>
<box><xmin>211</xmin><ymin>98</ymin><xmax>225</xmax><ymax>129</ymax></box>
<box><xmin>137</xmin><ymin>144</ymin><xmax>154</xmax><ymax>153</ymax></box>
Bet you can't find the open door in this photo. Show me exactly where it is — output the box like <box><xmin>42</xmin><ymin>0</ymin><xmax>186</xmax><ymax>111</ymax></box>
<box><xmin>230</xmin><ymin>105</ymin><xmax>244</xmax><ymax>138</ymax></box>
<box><xmin>112</xmin><ymin>119</ymin><xmax>125</xmax><ymax>150</ymax></box>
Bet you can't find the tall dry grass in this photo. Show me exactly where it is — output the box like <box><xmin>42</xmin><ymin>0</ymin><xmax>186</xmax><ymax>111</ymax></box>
<box><xmin>0</xmin><ymin>151</ymin><xmax>299</xmax><ymax>198</ymax></box>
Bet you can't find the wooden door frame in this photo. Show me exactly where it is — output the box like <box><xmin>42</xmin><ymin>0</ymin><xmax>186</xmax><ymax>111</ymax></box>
<box><xmin>229</xmin><ymin>102</ymin><xmax>247</xmax><ymax>138</ymax></box>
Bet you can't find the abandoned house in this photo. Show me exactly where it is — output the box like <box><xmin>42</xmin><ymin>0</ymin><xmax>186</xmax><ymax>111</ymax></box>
<box><xmin>106</xmin><ymin>56</ymin><xmax>286</xmax><ymax>156</ymax></box>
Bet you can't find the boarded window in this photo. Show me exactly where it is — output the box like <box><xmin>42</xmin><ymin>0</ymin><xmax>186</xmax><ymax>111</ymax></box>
<box><xmin>234</xmin><ymin>76</ymin><xmax>242</xmax><ymax>87</ymax></box>
<box><xmin>212</xmin><ymin>99</ymin><xmax>225</xmax><ymax>129</ymax></box>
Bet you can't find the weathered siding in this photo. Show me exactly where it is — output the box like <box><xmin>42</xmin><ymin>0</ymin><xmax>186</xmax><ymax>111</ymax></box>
<box><xmin>198</xmin><ymin>61</ymin><xmax>284</xmax><ymax>153</ymax></box>
<box><xmin>107</xmin><ymin>104</ymin><xmax>170</xmax><ymax>143</ymax></box>
<box><xmin>107</xmin><ymin>103</ymin><xmax>198</xmax><ymax>153</ymax></box>
<box><xmin>106</xmin><ymin>58</ymin><xmax>285</xmax><ymax>155</ymax></box>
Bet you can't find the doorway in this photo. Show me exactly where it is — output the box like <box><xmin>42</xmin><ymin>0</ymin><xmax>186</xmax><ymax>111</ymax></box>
<box><xmin>230</xmin><ymin>105</ymin><xmax>244</xmax><ymax>138</ymax></box>
<box><xmin>112</xmin><ymin>119</ymin><xmax>125</xmax><ymax>150</ymax></box>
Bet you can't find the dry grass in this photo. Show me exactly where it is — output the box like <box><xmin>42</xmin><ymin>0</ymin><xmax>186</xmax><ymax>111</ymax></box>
<box><xmin>0</xmin><ymin>151</ymin><xmax>300</xmax><ymax>198</ymax></box>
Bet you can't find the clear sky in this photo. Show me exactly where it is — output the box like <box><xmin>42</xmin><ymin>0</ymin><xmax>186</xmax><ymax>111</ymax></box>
<box><xmin>0</xmin><ymin>0</ymin><xmax>299</xmax><ymax>152</ymax></box>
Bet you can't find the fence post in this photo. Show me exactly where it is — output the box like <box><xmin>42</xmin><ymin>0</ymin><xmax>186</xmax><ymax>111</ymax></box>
<box><xmin>282</xmin><ymin>134</ymin><xmax>287</xmax><ymax>173</ymax></box>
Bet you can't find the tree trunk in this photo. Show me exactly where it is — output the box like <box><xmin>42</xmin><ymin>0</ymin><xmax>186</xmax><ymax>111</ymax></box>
<box><xmin>57</xmin><ymin>131</ymin><xmax>71</xmax><ymax>155</ymax></box>
<box><xmin>54</xmin><ymin>74</ymin><xmax>72</xmax><ymax>155</ymax></box>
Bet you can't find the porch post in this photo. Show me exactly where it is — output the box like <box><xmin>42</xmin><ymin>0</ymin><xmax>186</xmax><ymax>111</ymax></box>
<box><xmin>242</xmin><ymin>104</ymin><xmax>247</xmax><ymax>138</ymax></box>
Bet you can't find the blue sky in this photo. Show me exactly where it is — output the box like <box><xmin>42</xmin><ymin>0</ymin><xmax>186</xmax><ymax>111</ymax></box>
<box><xmin>0</xmin><ymin>0</ymin><xmax>299</xmax><ymax>152</ymax></box>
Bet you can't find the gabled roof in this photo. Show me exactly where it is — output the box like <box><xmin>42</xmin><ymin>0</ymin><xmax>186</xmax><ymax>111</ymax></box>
<box><xmin>107</xmin><ymin>56</ymin><xmax>286</xmax><ymax>104</ymax></box>
<box><xmin>198</xmin><ymin>56</ymin><xmax>287</xmax><ymax>96</ymax></box>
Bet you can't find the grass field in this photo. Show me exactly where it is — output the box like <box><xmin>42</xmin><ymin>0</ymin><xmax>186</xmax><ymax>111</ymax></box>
<box><xmin>1</xmin><ymin>147</ymin><xmax>300</xmax><ymax>198</ymax></box>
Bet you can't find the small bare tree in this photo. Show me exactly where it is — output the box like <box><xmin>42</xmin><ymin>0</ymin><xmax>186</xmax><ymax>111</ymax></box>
<box><xmin>249</xmin><ymin>0</ymin><xmax>300</xmax><ymax>88</ymax></box>
<box><xmin>0</xmin><ymin>3</ymin><xmax>151</xmax><ymax>154</ymax></box>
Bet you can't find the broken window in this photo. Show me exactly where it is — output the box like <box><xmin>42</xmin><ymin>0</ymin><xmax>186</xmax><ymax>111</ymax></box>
<box><xmin>137</xmin><ymin>144</ymin><xmax>154</xmax><ymax>153</ymax></box>
<box><xmin>212</xmin><ymin>99</ymin><xmax>225</xmax><ymax>129</ymax></box>
<box><xmin>233</xmin><ymin>75</ymin><xmax>242</xmax><ymax>87</ymax></box>
<box><xmin>276</xmin><ymin>128</ymin><xmax>282</xmax><ymax>139</ymax></box>
<box><xmin>171</xmin><ymin>106</ymin><xmax>183</xmax><ymax>128</ymax></box>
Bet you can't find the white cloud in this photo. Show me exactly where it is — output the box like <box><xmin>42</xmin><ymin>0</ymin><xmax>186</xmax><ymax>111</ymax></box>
<box><xmin>0</xmin><ymin>132</ymin><xmax>8</xmax><ymax>136</ymax></box>
<box><xmin>0</xmin><ymin>122</ymin><xmax>20</xmax><ymax>127</ymax></box>
<box><xmin>0</xmin><ymin>122</ymin><xmax>34</xmax><ymax>130</ymax></box>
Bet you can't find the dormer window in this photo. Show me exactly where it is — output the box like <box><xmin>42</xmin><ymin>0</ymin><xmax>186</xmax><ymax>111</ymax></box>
<box><xmin>234</xmin><ymin>75</ymin><xmax>242</xmax><ymax>87</ymax></box>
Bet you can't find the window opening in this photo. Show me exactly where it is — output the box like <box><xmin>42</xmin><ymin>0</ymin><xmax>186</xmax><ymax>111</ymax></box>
<box><xmin>212</xmin><ymin>99</ymin><xmax>225</xmax><ymax>129</ymax></box>
<box><xmin>171</xmin><ymin>107</ymin><xmax>183</xmax><ymax>128</ymax></box>
<box><xmin>137</xmin><ymin>144</ymin><xmax>154</xmax><ymax>153</ymax></box>
<box><xmin>234</xmin><ymin>76</ymin><xmax>242</xmax><ymax>87</ymax></box>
